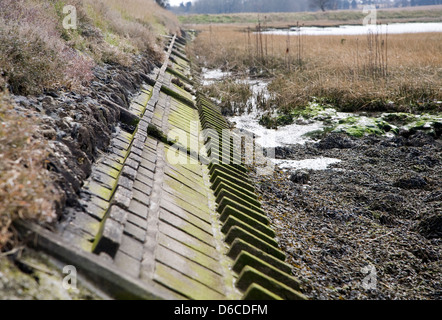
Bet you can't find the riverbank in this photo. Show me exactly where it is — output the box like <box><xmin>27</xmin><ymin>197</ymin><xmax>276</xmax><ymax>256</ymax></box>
<box><xmin>180</xmin><ymin>5</ymin><xmax>442</xmax><ymax>27</ymax></box>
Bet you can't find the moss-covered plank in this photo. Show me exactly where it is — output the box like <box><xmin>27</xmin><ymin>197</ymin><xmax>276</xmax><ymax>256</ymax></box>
<box><xmin>216</xmin><ymin>189</ymin><xmax>263</xmax><ymax>215</ymax></box>
<box><xmin>159</xmin><ymin>222</ymin><xmax>218</xmax><ymax>259</ymax></box>
<box><xmin>237</xmin><ymin>266</ymin><xmax>307</xmax><ymax>300</ymax></box>
<box><xmin>158</xmin><ymin>234</ymin><xmax>223</xmax><ymax>276</ymax></box>
<box><xmin>154</xmin><ymin>263</ymin><xmax>225</xmax><ymax>300</ymax></box>
<box><xmin>159</xmin><ymin>211</ymin><xmax>216</xmax><ymax>248</ymax></box>
<box><xmin>222</xmin><ymin>216</ymin><xmax>278</xmax><ymax>247</ymax></box>
<box><xmin>222</xmin><ymin>214</ymin><xmax>277</xmax><ymax>243</ymax></box>
<box><xmin>212</xmin><ymin>178</ymin><xmax>258</xmax><ymax>204</ymax></box>
<box><xmin>210</xmin><ymin>170</ymin><xmax>254</xmax><ymax>193</ymax></box>
<box><xmin>233</xmin><ymin>251</ymin><xmax>301</xmax><ymax>291</ymax></box>
<box><xmin>220</xmin><ymin>205</ymin><xmax>274</xmax><ymax>238</ymax></box>
<box><xmin>214</xmin><ymin>181</ymin><xmax>258</xmax><ymax>204</ymax></box>
<box><xmin>219</xmin><ymin>198</ymin><xmax>269</xmax><ymax>225</ymax></box>
<box><xmin>209</xmin><ymin>164</ymin><xmax>249</xmax><ymax>181</ymax></box>
<box><xmin>162</xmin><ymin>189</ymin><xmax>211</xmax><ymax>219</ymax></box>
<box><xmin>242</xmin><ymin>283</ymin><xmax>283</xmax><ymax>300</ymax></box>
<box><xmin>85</xmin><ymin>180</ymin><xmax>114</xmax><ymax>202</ymax></box>
<box><xmin>156</xmin><ymin>246</ymin><xmax>225</xmax><ymax>295</ymax></box>
<box><xmin>161</xmin><ymin>85</ymin><xmax>195</xmax><ymax>109</ymax></box>
<box><xmin>227</xmin><ymin>239</ymin><xmax>293</xmax><ymax>274</ymax></box>
<box><xmin>225</xmin><ymin>226</ymin><xmax>284</xmax><ymax>261</ymax></box>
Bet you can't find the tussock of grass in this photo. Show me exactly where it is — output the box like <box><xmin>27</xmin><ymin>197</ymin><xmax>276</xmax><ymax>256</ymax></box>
<box><xmin>202</xmin><ymin>80</ymin><xmax>252</xmax><ymax>115</ymax></box>
<box><xmin>0</xmin><ymin>92</ymin><xmax>59</xmax><ymax>250</ymax></box>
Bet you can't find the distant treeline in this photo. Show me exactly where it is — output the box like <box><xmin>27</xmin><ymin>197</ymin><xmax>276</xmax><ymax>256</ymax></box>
<box><xmin>169</xmin><ymin>0</ymin><xmax>442</xmax><ymax>14</ymax></box>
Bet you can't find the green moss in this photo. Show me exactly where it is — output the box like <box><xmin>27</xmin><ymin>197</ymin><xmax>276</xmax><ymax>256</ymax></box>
<box><xmin>0</xmin><ymin>249</ymin><xmax>102</xmax><ymax>300</ymax></box>
<box><xmin>343</xmin><ymin>125</ymin><xmax>384</xmax><ymax>138</ymax></box>
<box><xmin>291</xmin><ymin>102</ymin><xmax>330</xmax><ymax>119</ymax></box>
<box><xmin>258</xmin><ymin>113</ymin><xmax>278</xmax><ymax>129</ymax></box>
<box><xmin>85</xmin><ymin>181</ymin><xmax>114</xmax><ymax>201</ymax></box>
<box><xmin>237</xmin><ymin>266</ymin><xmax>307</xmax><ymax>300</ymax></box>
<box><xmin>338</xmin><ymin>116</ymin><xmax>358</xmax><ymax>125</ymax></box>
<box><xmin>161</xmin><ymin>85</ymin><xmax>195</xmax><ymax>109</ymax></box>
<box><xmin>243</xmin><ymin>283</ymin><xmax>283</xmax><ymax>300</ymax></box>
<box><xmin>97</xmin><ymin>165</ymin><xmax>121</xmax><ymax>179</ymax></box>
<box><xmin>147</xmin><ymin>124</ymin><xmax>168</xmax><ymax>144</ymax></box>
<box><xmin>223</xmin><ymin>216</ymin><xmax>278</xmax><ymax>247</ymax></box>
<box><xmin>333</xmin><ymin>115</ymin><xmax>396</xmax><ymax>137</ymax></box>
<box><xmin>167</xmin><ymin>67</ymin><xmax>193</xmax><ymax>85</ymax></box>
<box><xmin>382</xmin><ymin>112</ymin><xmax>416</xmax><ymax>125</ymax></box>
<box><xmin>302</xmin><ymin>126</ymin><xmax>335</xmax><ymax>140</ymax></box>
<box><xmin>233</xmin><ymin>251</ymin><xmax>301</xmax><ymax>291</ymax></box>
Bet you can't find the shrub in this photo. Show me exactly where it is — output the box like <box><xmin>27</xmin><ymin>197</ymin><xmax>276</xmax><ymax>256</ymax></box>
<box><xmin>0</xmin><ymin>92</ymin><xmax>59</xmax><ymax>250</ymax></box>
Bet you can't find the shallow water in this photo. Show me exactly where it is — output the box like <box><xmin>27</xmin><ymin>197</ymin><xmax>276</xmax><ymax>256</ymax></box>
<box><xmin>271</xmin><ymin>157</ymin><xmax>342</xmax><ymax>171</ymax></box>
<box><xmin>201</xmin><ymin>68</ymin><xmax>232</xmax><ymax>85</ymax></box>
<box><xmin>263</xmin><ymin>22</ymin><xmax>442</xmax><ymax>36</ymax></box>
<box><xmin>229</xmin><ymin>113</ymin><xmax>325</xmax><ymax>148</ymax></box>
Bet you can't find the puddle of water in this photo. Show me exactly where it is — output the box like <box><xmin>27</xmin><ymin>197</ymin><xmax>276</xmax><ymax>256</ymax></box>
<box><xmin>230</xmin><ymin>113</ymin><xmax>325</xmax><ymax>148</ymax></box>
<box><xmin>264</xmin><ymin>22</ymin><xmax>442</xmax><ymax>36</ymax></box>
<box><xmin>201</xmin><ymin>68</ymin><xmax>232</xmax><ymax>85</ymax></box>
<box><xmin>272</xmin><ymin>157</ymin><xmax>342</xmax><ymax>171</ymax></box>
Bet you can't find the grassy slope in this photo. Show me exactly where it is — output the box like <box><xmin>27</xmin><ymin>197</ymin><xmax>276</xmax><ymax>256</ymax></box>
<box><xmin>0</xmin><ymin>0</ymin><xmax>180</xmax><ymax>95</ymax></box>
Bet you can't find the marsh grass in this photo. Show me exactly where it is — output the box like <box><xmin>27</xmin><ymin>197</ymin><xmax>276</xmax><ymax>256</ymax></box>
<box><xmin>202</xmin><ymin>80</ymin><xmax>253</xmax><ymax>115</ymax></box>
<box><xmin>190</xmin><ymin>24</ymin><xmax>442</xmax><ymax>113</ymax></box>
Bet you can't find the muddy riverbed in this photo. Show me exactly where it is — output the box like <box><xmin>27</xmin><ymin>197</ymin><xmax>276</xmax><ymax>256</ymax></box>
<box><xmin>247</xmin><ymin>131</ymin><xmax>441</xmax><ymax>299</ymax></box>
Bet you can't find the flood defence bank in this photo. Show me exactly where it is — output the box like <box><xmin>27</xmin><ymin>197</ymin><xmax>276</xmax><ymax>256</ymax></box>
<box><xmin>16</xmin><ymin>33</ymin><xmax>308</xmax><ymax>300</ymax></box>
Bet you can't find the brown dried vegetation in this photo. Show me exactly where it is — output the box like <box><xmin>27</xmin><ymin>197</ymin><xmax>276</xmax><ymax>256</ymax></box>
<box><xmin>0</xmin><ymin>92</ymin><xmax>59</xmax><ymax>250</ymax></box>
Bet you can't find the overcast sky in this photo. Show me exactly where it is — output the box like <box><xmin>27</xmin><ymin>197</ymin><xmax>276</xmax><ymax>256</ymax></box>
<box><xmin>168</xmin><ymin>0</ymin><xmax>194</xmax><ymax>7</ymax></box>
